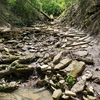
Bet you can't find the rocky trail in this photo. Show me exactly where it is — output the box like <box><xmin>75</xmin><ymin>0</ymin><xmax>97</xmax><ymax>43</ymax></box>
<box><xmin>0</xmin><ymin>21</ymin><xmax>100</xmax><ymax>100</ymax></box>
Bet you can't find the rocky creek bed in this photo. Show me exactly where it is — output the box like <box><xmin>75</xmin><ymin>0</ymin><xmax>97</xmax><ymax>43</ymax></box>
<box><xmin>0</xmin><ymin>21</ymin><xmax>100</xmax><ymax>100</ymax></box>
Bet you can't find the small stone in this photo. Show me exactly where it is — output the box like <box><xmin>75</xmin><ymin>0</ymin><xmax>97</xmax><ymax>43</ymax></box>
<box><xmin>44</xmin><ymin>75</ymin><xmax>49</xmax><ymax>81</ymax></box>
<box><xmin>65</xmin><ymin>90</ymin><xmax>76</xmax><ymax>96</ymax></box>
<box><xmin>81</xmin><ymin>44</ymin><xmax>88</xmax><ymax>48</ymax></box>
<box><xmin>62</xmin><ymin>44</ymin><xmax>66</xmax><ymax>48</ymax></box>
<box><xmin>62</xmin><ymin>94</ymin><xmax>69</xmax><ymax>99</ymax></box>
<box><xmin>82</xmin><ymin>71</ymin><xmax>92</xmax><ymax>80</ymax></box>
<box><xmin>50</xmin><ymin>80</ymin><xmax>56</xmax><ymax>87</ymax></box>
<box><xmin>71</xmin><ymin>79</ymin><xmax>86</xmax><ymax>93</ymax></box>
<box><xmin>56</xmin><ymin>73</ymin><xmax>61</xmax><ymax>78</ymax></box>
<box><xmin>40</xmin><ymin>65</ymin><xmax>48</xmax><ymax>71</ymax></box>
<box><xmin>52</xmin><ymin>89</ymin><xmax>62</xmax><ymax>100</ymax></box>
<box><xmin>9</xmin><ymin>81</ymin><xmax>17</xmax><ymax>87</ymax></box>
<box><xmin>86</xmin><ymin>86</ymin><xmax>94</xmax><ymax>94</ymax></box>
<box><xmin>44</xmin><ymin>58</ymin><xmax>52</xmax><ymax>64</ymax></box>
<box><xmin>59</xmin><ymin>80</ymin><xmax>65</xmax><ymax>88</ymax></box>
<box><xmin>53</xmin><ymin>52</ymin><xmax>62</xmax><ymax>64</ymax></box>
<box><xmin>59</xmin><ymin>80</ymin><xmax>65</xmax><ymax>84</ymax></box>
<box><xmin>66</xmin><ymin>47</ymin><xmax>73</xmax><ymax>50</ymax></box>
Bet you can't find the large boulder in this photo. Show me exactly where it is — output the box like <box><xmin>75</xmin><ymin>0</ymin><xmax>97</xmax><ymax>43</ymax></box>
<box><xmin>69</xmin><ymin>61</ymin><xmax>85</xmax><ymax>77</ymax></box>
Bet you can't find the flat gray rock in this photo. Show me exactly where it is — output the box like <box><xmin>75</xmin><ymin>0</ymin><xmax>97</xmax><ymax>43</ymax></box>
<box><xmin>71</xmin><ymin>79</ymin><xmax>86</xmax><ymax>93</ymax></box>
<box><xmin>54</xmin><ymin>58</ymin><xmax>72</xmax><ymax>70</ymax></box>
<box><xmin>73</xmin><ymin>51</ymin><xmax>88</xmax><ymax>56</ymax></box>
<box><xmin>53</xmin><ymin>52</ymin><xmax>62</xmax><ymax>64</ymax></box>
<box><xmin>52</xmin><ymin>89</ymin><xmax>62</xmax><ymax>100</ymax></box>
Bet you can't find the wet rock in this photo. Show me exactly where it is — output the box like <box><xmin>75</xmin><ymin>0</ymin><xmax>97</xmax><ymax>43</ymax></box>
<box><xmin>86</xmin><ymin>86</ymin><xmax>94</xmax><ymax>94</ymax></box>
<box><xmin>59</xmin><ymin>80</ymin><xmax>65</xmax><ymax>88</ymax></box>
<box><xmin>73</xmin><ymin>51</ymin><xmax>88</xmax><ymax>56</ymax></box>
<box><xmin>39</xmin><ymin>65</ymin><xmax>49</xmax><ymax>71</ymax></box>
<box><xmin>87</xmin><ymin>95</ymin><xmax>96</xmax><ymax>100</ymax></box>
<box><xmin>69</xmin><ymin>61</ymin><xmax>85</xmax><ymax>77</ymax></box>
<box><xmin>71</xmin><ymin>79</ymin><xmax>86</xmax><ymax>93</ymax></box>
<box><xmin>53</xmin><ymin>52</ymin><xmax>62</xmax><ymax>64</ymax></box>
<box><xmin>50</xmin><ymin>80</ymin><xmax>56</xmax><ymax>88</ymax></box>
<box><xmin>62</xmin><ymin>94</ymin><xmax>69</xmax><ymax>99</ymax></box>
<box><xmin>52</xmin><ymin>89</ymin><xmax>62</xmax><ymax>100</ymax></box>
<box><xmin>65</xmin><ymin>90</ymin><xmax>76</xmax><ymax>96</ymax></box>
<box><xmin>82</xmin><ymin>71</ymin><xmax>92</xmax><ymax>80</ymax></box>
<box><xmin>54</xmin><ymin>58</ymin><xmax>72</xmax><ymax>70</ymax></box>
<box><xmin>44</xmin><ymin>58</ymin><xmax>52</xmax><ymax>64</ymax></box>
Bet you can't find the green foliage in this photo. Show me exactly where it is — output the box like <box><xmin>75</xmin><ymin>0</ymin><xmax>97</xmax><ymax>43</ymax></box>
<box><xmin>66</xmin><ymin>74</ymin><xmax>76</xmax><ymax>85</ymax></box>
<box><xmin>4</xmin><ymin>86</ymin><xmax>9</xmax><ymax>89</ymax></box>
<box><xmin>1</xmin><ymin>0</ymin><xmax>78</xmax><ymax>26</ymax></box>
<box><xmin>7</xmin><ymin>0</ymin><xmax>16</xmax><ymax>5</ymax></box>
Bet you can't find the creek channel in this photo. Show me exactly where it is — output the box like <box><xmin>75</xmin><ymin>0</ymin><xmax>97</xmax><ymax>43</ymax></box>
<box><xmin>0</xmin><ymin>21</ymin><xmax>97</xmax><ymax>100</ymax></box>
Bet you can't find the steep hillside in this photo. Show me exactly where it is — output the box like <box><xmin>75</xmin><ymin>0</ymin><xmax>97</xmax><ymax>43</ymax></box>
<box><xmin>0</xmin><ymin>0</ymin><xmax>41</xmax><ymax>27</ymax></box>
<box><xmin>59</xmin><ymin>0</ymin><xmax>100</xmax><ymax>37</ymax></box>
